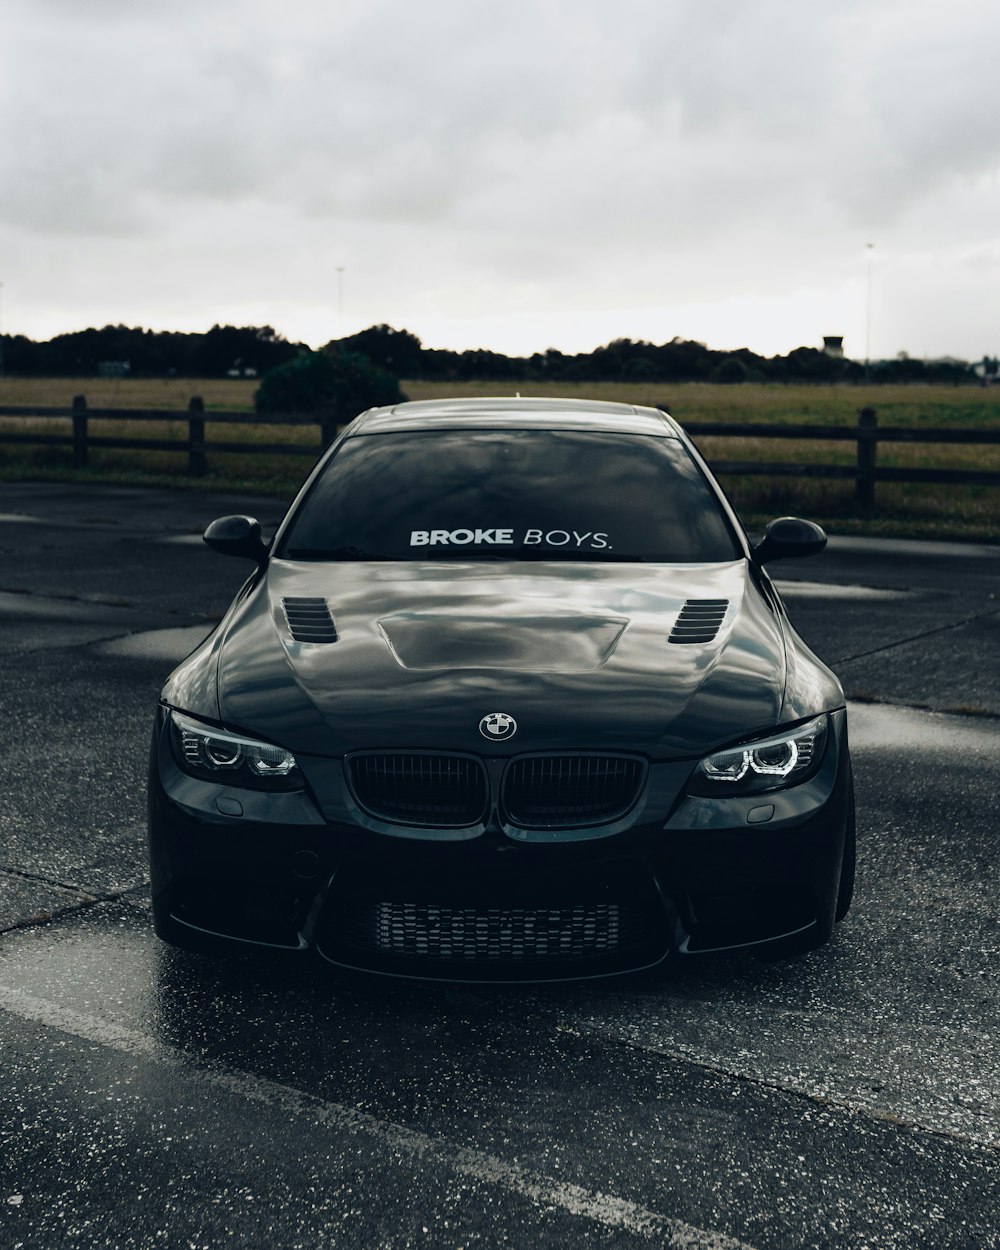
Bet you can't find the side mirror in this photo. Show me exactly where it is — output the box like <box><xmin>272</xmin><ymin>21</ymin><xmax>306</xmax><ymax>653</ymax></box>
<box><xmin>752</xmin><ymin>516</ymin><xmax>827</xmax><ymax>564</ymax></box>
<box><xmin>203</xmin><ymin>515</ymin><xmax>268</xmax><ymax>564</ymax></box>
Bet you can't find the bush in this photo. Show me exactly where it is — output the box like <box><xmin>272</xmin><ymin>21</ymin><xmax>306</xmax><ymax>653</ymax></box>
<box><xmin>254</xmin><ymin>348</ymin><xmax>405</xmax><ymax>418</ymax></box>
<box><xmin>710</xmin><ymin>356</ymin><xmax>749</xmax><ymax>384</ymax></box>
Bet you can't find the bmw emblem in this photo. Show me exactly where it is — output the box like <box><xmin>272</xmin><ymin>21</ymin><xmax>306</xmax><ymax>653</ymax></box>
<box><xmin>479</xmin><ymin>712</ymin><xmax>517</xmax><ymax>741</ymax></box>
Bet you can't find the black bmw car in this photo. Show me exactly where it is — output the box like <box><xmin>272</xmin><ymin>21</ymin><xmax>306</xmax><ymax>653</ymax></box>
<box><xmin>149</xmin><ymin>397</ymin><xmax>855</xmax><ymax>980</ymax></box>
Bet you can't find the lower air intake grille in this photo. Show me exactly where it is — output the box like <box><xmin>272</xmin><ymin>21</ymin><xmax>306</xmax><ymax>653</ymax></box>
<box><xmin>336</xmin><ymin>900</ymin><xmax>645</xmax><ymax>963</ymax></box>
<box><xmin>347</xmin><ymin>753</ymin><xmax>488</xmax><ymax>827</ymax></box>
<box><xmin>668</xmin><ymin>599</ymin><xmax>729</xmax><ymax>644</ymax></box>
<box><xmin>318</xmin><ymin>859</ymin><xmax>669</xmax><ymax>978</ymax></box>
<box><xmin>502</xmin><ymin>755</ymin><xmax>645</xmax><ymax>828</ymax></box>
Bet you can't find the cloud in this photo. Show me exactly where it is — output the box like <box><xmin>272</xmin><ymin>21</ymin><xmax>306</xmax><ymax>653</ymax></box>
<box><xmin>2</xmin><ymin>0</ymin><xmax>999</xmax><ymax>356</ymax></box>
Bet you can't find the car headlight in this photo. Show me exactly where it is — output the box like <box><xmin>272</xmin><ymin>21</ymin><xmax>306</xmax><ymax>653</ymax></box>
<box><xmin>687</xmin><ymin>715</ymin><xmax>827</xmax><ymax>796</ymax></box>
<box><xmin>169</xmin><ymin>711</ymin><xmax>302</xmax><ymax>791</ymax></box>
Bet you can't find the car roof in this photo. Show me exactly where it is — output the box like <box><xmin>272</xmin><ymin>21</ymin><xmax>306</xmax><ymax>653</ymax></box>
<box><xmin>348</xmin><ymin>397</ymin><xmax>682</xmax><ymax>438</ymax></box>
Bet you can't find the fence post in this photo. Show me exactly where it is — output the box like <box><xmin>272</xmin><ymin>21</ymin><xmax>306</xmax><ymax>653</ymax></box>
<box><xmin>320</xmin><ymin>404</ymin><xmax>338</xmax><ymax>451</ymax></box>
<box><xmin>856</xmin><ymin>407</ymin><xmax>878</xmax><ymax>510</ymax></box>
<box><xmin>72</xmin><ymin>395</ymin><xmax>88</xmax><ymax>467</ymax></box>
<box><xmin>188</xmin><ymin>396</ymin><xmax>206</xmax><ymax>476</ymax></box>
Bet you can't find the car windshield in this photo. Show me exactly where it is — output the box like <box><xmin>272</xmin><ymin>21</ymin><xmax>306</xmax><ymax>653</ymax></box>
<box><xmin>278</xmin><ymin>429</ymin><xmax>740</xmax><ymax>563</ymax></box>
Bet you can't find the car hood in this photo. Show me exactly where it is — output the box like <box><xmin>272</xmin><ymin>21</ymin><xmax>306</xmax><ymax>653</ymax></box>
<box><xmin>208</xmin><ymin>559</ymin><xmax>793</xmax><ymax>760</ymax></box>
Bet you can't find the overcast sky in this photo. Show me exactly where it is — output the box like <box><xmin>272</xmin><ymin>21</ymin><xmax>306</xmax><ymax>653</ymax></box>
<box><xmin>2</xmin><ymin>0</ymin><xmax>998</xmax><ymax>361</ymax></box>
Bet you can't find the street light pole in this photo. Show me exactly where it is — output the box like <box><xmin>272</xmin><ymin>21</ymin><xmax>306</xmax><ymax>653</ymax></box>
<box><xmin>335</xmin><ymin>267</ymin><xmax>345</xmax><ymax>340</ymax></box>
<box><xmin>864</xmin><ymin>243</ymin><xmax>875</xmax><ymax>383</ymax></box>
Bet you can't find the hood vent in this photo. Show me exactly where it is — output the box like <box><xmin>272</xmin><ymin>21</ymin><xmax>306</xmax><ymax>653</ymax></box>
<box><xmin>282</xmin><ymin>596</ymin><xmax>338</xmax><ymax>643</ymax></box>
<box><xmin>668</xmin><ymin>599</ymin><xmax>729</xmax><ymax>645</ymax></box>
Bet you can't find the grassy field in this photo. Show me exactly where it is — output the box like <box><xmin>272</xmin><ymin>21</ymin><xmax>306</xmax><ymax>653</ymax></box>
<box><xmin>1</xmin><ymin>376</ymin><xmax>998</xmax><ymax>541</ymax></box>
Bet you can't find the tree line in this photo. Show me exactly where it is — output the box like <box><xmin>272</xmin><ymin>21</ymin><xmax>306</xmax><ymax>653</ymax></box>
<box><xmin>0</xmin><ymin>324</ymin><xmax>301</xmax><ymax>379</ymax></box>
<box><xmin>0</xmin><ymin>320</ymin><xmax>982</xmax><ymax>385</ymax></box>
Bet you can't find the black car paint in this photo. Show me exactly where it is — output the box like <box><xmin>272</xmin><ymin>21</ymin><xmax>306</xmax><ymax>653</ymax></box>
<box><xmin>149</xmin><ymin>399</ymin><xmax>853</xmax><ymax>978</ymax></box>
<box><xmin>164</xmin><ymin>558</ymin><xmax>842</xmax><ymax>760</ymax></box>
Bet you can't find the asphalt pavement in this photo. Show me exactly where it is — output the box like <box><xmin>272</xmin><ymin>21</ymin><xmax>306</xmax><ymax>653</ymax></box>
<box><xmin>1</xmin><ymin>481</ymin><xmax>998</xmax><ymax>1250</ymax></box>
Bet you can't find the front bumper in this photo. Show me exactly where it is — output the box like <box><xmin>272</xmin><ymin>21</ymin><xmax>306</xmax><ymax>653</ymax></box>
<box><xmin>148</xmin><ymin>707</ymin><xmax>852</xmax><ymax>980</ymax></box>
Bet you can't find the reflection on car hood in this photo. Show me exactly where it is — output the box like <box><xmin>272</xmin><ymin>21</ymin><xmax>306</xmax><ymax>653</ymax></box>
<box><xmin>210</xmin><ymin>560</ymin><xmax>792</xmax><ymax>760</ymax></box>
<box><xmin>377</xmin><ymin>610</ymin><xmax>630</xmax><ymax>671</ymax></box>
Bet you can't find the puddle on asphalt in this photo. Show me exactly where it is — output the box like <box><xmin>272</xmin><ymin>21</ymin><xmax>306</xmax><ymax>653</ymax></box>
<box><xmin>98</xmin><ymin>624</ymin><xmax>212</xmax><ymax>660</ymax></box>
<box><xmin>847</xmin><ymin>700</ymin><xmax>998</xmax><ymax>754</ymax></box>
<box><xmin>827</xmin><ymin>534</ymin><xmax>1000</xmax><ymax>558</ymax></box>
<box><xmin>0</xmin><ymin>512</ymin><xmax>123</xmax><ymax>529</ymax></box>
<box><xmin>776</xmin><ymin>581</ymin><xmax>915</xmax><ymax>601</ymax></box>
<box><xmin>0</xmin><ymin>590</ymin><xmax>141</xmax><ymax>622</ymax></box>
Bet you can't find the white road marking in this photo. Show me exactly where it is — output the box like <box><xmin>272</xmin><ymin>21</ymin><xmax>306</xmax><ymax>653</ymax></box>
<box><xmin>0</xmin><ymin>984</ymin><xmax>756</xmax><ymax>1250</ymax></box>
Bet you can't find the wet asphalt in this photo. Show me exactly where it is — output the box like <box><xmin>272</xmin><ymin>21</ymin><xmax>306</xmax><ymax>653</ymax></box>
<box><xmin>0</xmin><ymin>480</ymin><xmax>998</xmax><ymax>1250</ymax></box>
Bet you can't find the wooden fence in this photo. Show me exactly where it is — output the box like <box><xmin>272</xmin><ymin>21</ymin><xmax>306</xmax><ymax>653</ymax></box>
<box><xmin>0</xmin><ymin>396</ymin><xmax>339</xmax><ymax>477</ymax></box>
<box><xmin>1</xmin><ymin>398</ymin><xmax>999</xmax><ymax>509</ymax></box>
<box><xmin>687</xmin><ymin>407</ymin><xmax>1000</xmax><ymax>508</ymax></box>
